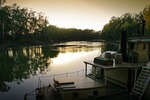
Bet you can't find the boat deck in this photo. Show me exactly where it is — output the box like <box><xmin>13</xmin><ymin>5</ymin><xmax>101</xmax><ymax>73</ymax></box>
<box><xmin>53</xmin><ymin>75</ymin><xmax>106</xmax><ymax>90</ymax></box>
<box><xmin>36</xmin><ymin>75</ymin><xmax>128</xmax><ymax>100</ymax></box>
<box><xmin>84</xmin><ymin>61</ymin><xmax>145</xmax><ymax>69</ymax></box>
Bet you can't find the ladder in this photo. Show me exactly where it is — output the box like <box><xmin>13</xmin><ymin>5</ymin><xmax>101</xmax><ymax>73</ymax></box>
<box><xmin>95</xmin><ymin>67</ymin><xmax>104</xmax><ymax>79</ymax></box>
<box><xmin>91</xmin><ymin>67</ymin><xmax>100</xmax><ymax>78</ymax></box>
<box><xmin>130</xmin><ymin>66</ymin><xmax>150</xmax><ymax>100</ymax></box>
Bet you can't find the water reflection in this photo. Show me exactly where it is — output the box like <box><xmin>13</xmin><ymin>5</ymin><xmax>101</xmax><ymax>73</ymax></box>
<box><xmin>0</xmin><ymin>46</ymin><xmax>59</xmax><ymax>92</ymax></box>
<box><xmin>53</xmin><ymin>41</ymin><xmax>102</xmax><ymax>53</ymax></box>
<box><xmin>101</xmin><ymin>42</ymin><xmax>119</xmax><ymax>52</ymax></box>
<box><xmin>0</xmin><ymin>41</ymin><xmax>116</xmax><ymax>94</ymax></box>
<box><xmin>0</xmin><ymin>82</ymin><xmax>10</xmax><ymax>92</ymax></box>
<box><xmin>0</xmin><ymin>41</ymin><xmax>121</xmax><ymax>100</ymax></box>
<box><xmin>0</xmin><ymin>42</ymin><xmax>103</xmax><ymax>92</ymax></box>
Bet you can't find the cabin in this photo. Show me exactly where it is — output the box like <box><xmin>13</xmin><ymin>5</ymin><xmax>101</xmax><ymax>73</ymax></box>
<box><xmin>128</xmin><ymin>37</ymin><xmax>150</xmax><ymax>63</ymax></box>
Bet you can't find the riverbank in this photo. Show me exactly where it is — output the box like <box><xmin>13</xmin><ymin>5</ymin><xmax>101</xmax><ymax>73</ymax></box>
<box><xmin>0</xmin><ymin>40</ymin><xmax>53</xmax><ymax>48</ymax></box>
<box><xmin>0</xmin><ymin>39</ymin><xmax>106</xmax><ymax>48</ymax></box>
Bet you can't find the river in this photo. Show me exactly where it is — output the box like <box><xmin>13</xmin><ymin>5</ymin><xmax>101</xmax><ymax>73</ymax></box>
<box><xmin>0</xmin><ymin>41</ymin><xmax>118</xmax><ymax>100</ymax></box>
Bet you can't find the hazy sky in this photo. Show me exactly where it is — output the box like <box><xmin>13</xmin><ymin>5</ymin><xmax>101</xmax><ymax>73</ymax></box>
<box><xmin>4</xmin><ymin>0</ymin><xmax>150</xmax><ymax>31</ymax></box>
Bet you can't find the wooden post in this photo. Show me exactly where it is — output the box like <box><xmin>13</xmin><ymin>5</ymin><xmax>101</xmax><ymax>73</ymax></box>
<box><xmin>85</xmin><ymin>63</ymin><xmax>87</xmax><ymax>76</ymax></box>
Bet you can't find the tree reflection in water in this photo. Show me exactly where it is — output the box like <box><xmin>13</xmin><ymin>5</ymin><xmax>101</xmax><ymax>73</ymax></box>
<box><xmin>0</xmin><ymin>46</ymin><xmax>59</xmax><ymax>92</ymax></box>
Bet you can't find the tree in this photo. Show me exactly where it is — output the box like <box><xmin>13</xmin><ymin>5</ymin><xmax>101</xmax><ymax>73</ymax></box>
<box><xmin>143</xmin><ymin>5</ymin><xmax>150</xmax><ymax>26</ymax></box>
<box><xmin>0</xmin><ymin>0</ymin><xmax>6</xmax><ymax>6</ymax></box>
<box><xmin>0</xmin><ymin>4</ymin><xmax>49</xmax><ymax>42</ymax></box>
<box><xmin>0</xmin><ymin>0</ymin><xmax>6</xmax><ymax>40</ymax></box>
<box><xmin>143</xmin><ymin>6</ymin><xmax>150</xmax><ymax>36</ymax></box>
<box><xmin>101</xmin><ymin>12</ymin><xmax>145</xmax><ymax>41</ymax></box>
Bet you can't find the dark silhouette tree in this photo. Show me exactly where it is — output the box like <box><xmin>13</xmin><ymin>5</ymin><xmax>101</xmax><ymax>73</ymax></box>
<box><xmin>143</xmin><ymin>5</ymin><xmax>150</xmax><ymax>26</ymax></box>
<box><xmin>101</xmin><ymin>12</ymin><xmax>148</xmax><ymax>41</ymax></box>
<box><xmin>0</xmin><ymin>0</ymin><xmax>6</xmax><ymax>6</ymax></box>
<box><xmin>0</xmin><ymin>4</ymin><xmax>49</xmax><ymax>43</ymax></box>
<box><xmin>143</xmin><ymin>5</ymin><xmax>150</xmax><ymax>37</ymax></box>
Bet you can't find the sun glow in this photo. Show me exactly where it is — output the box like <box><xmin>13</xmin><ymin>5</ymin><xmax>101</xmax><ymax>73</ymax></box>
<box><xmin>52</xmin><ymin>52</ymin><xmax>86</xmax><ymax>65</ymax></box>
<box><xmin>48</xmin><ymin>17</ymin><xmax>107</xmax><ymax>31</ymax></box>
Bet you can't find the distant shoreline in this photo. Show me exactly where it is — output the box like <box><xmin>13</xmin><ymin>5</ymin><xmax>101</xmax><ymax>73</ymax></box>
<box><xmin>0</xmin><ymin>39</ymin><xmax>106</xmax><ymax>48</ymax></box>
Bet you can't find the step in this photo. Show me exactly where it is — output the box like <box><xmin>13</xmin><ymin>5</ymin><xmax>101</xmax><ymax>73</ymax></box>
<box><xmin>133</xmin><ymin>87</ymin><xmax>142</xmax><ymax>93</ymax></box>
<box><xmin>143</xmin><ymin>67</ymin><xmax>150</xmax><ymax>71</ymax></box>
<box><xmin>141</xmin><ymin>73</ymin><xmax>150</xmax><ymax>77</ymax></box>
<box><xmin>137</xmin><ymin>79</ymin><xmax>147</xmax><ymax>84</ymax></box>
<box><xmin>142</xmin><ymin>70</ymin><xmax>150</xmax><ymax>73</ymax></box>
<box><xmin>138</xmin><ymin>75</ymin><xmax>149</xmax><ymax>80</ymax></box>
<box><xmin>134</xmin><ymin>85</ymin><xmax>144</xmax><ymax>90</ymax></box>
<box><xmin>132</xmin><ymin>90</ymin><xmax>141</xmax><ymax>95</ymax></box>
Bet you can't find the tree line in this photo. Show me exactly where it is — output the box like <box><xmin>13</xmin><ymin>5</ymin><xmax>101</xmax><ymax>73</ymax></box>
<box><xmin>42</xmin><ymin>25</ymin><xmax>100</xmax><ymax>42</ymax></box>
<box><xmin>101</xmin><ymin>6</ymin><xmax>150</xmax><ymax>41</ymax></box>
<box><xmin>0</xmin><ymin>3</ymin><xmax>101</xmax><ymax>46</ymax></box>
<box><xmin>0</xmin><ymin>4</ymin><xmax>49</xmax><ymax>43</ymax></box>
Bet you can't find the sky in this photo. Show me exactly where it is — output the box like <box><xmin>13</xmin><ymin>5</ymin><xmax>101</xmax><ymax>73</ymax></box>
<box><xmin>4</xmin><ymin>0</ymin><xmax>150</xmax><ymax>31</ymax></box>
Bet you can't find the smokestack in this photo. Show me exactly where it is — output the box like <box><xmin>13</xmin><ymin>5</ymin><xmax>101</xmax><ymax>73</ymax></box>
<box><xmin>142</xmin><ymin>20</ymin><xmax>146</xmax><ymax>37</ymax></box>
<box><xmin>120</xmin><ymin>31</ymin><xmax>127</xmax><ymax>62</ymax></box>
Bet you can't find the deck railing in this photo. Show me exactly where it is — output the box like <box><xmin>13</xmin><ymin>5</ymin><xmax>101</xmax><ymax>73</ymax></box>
<box><xmin>38</xmin><ymin>69</ymin><xmax>87</xmax><ymax>89</ymax></box>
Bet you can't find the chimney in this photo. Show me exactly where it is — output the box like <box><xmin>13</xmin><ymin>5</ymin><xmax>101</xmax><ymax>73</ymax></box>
<box><xmin>120</xmin><ymin>31</ymin><xmax>127</xmax><ymax>62</ymax></box>
<box><xmin>142</xmin><ymin>20</ymin><xmax>146</xmax><ymax>37</ymax></box>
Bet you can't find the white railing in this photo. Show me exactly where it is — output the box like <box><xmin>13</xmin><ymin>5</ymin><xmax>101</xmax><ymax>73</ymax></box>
<box><xmin>25</xmin><ymin>69</ymin><xmax>91</xmax><ymax>100</ymax></box>
<box><xmin>38</xmin><ymin>69</ymin><xmax>86</xmax><ymax>89</ymax></box>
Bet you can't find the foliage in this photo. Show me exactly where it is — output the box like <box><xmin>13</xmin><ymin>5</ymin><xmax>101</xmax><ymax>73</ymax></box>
<box><xmin>101</xmin><ymin>5</ymin><xmax>150</xmax><ymax>41</ymax></box>
<box><xmin>143</xmin><ymin>5</ymin><xmax>150</xmax><ymax>36</ymax></box>
<box><xmin>144</xmin><ymin>5</ymin><xmax>150</xmax><ymax>26</ymax></box>
<box><xmin>101</xmin><ymin>13</ymin><xmax>146</xmax><ymax>40</ymax></box>
<box><xmin>0</xmin><ymin>4</ymin><xmax>48</xmax><ymax>43</ymax></box>
<box><xmin>41</xmin><ymin>25</ymin><xmax>101</xmax><ymax>42</ymax></box>
<box><xmin>0</xmin><ymin>0</ymin><xmax>6</xmax><ymax>6</ymax></box>
<box><xmin>0</xmin><ymin>4</ymin><xmax>101</xmax><ymax>45</ymax></box>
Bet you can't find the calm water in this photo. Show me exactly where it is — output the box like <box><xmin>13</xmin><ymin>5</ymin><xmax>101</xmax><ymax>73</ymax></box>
<box><xmin>0</xmin><ymin>41</ymin><xmax>118</xmax><ymax>100</ymax></box>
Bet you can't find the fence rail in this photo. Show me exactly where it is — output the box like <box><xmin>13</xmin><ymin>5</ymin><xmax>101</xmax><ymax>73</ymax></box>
<box><xmin>38</xmin><ymin>69</ymin><xmax>87</xmax><ymax>89</ymax></box>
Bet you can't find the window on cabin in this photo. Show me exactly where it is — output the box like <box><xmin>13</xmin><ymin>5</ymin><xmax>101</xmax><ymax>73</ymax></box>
<box><xmin>143</xmin><ymin>44</ymin><xmax>146</xmax><ymax>49</ymax></box>
<box><xmin>129</xmin><ymin>43</ymin><xmax>134</xmax><ymax>49</ymax></box>
<box><xmin>148</xmin><ymin>44</ymin><xmax>150</xmax><ymax>61</ymax></box>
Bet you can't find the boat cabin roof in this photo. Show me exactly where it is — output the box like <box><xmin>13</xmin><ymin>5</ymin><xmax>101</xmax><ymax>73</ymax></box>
<box><xmin>53</xmin><ymin>76</ymin><xmax>106</xmax><ymax>91</ymax></box>
<box><xmin>128</xmin><ymin>37</ymin><xmax>150</xmax><ymax>43</ymax></box>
